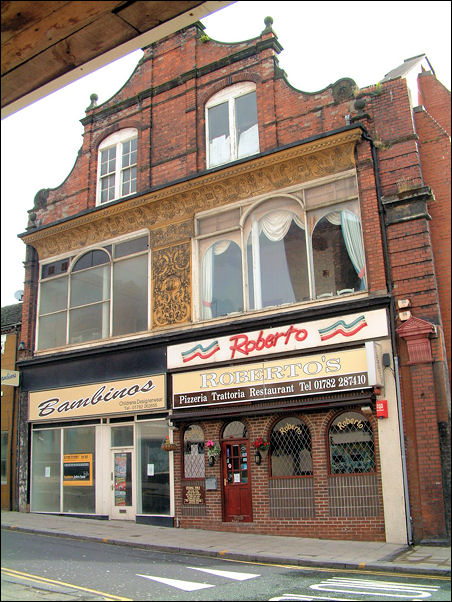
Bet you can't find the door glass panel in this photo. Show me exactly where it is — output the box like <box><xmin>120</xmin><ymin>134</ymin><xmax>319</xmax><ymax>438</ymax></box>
<box><xmin>225</xmin><ymin>443</ymin><xmax>248</xmax><ymax>484</ymax></box>
<box><xmin>111</xmin><ymin>425</ymin><xmax>133</xmax><ymax>447</ymax></box>
<box><xmin>114</xmin><ymin>451</ymin><xmax>132</xmax><ymax>506</ymax></box>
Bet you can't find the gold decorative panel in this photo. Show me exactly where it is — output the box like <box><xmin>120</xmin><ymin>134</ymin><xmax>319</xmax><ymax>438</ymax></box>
<box><xmin>152</xmin><ymin>242</ymin><xmax>191</xmax><ymax>327</ymax></box>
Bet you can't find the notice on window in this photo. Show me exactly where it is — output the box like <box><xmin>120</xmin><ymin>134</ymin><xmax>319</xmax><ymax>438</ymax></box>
<box><xmin>63</xmin><ymin>453</ymin><xmax>93</xmax><ymax>486</ymax></box>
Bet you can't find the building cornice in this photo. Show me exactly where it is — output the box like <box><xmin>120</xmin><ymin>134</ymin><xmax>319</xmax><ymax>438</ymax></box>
<box><xmin>21</xmin><ymin>127</ymin><xmax>362</xmax><ymax>259</ymax></box>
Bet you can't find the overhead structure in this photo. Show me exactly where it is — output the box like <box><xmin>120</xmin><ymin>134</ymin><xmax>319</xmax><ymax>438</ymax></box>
<box><xmin>1</xmin><ymin>0</ymin><xmax>232</xmax><ymax>118</ymax></box>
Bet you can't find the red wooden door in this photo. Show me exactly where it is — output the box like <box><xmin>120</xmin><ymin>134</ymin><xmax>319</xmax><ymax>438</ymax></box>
<box><xmin>222</xmin><ymin>440</ymin><xmax>252</xmax><ymax>522</ymax></box>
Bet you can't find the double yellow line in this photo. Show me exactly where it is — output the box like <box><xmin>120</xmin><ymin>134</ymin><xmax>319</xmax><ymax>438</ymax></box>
<box><xmin>1</xmin><ymin>566</ymin><xmax>132</xmax><ymax>601</ymax></box>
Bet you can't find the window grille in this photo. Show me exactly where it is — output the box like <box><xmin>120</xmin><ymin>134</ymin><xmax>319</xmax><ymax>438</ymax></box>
<box><xmin>183</xmin><ymin>425</ymin><xmax>205</xmax><ymax>479</ymax></box>
<box><xmin>329</xmin><ymin>411</ymin><xmax>375</xmax><ymax>474</ymax></box>
<box><xmin>270</xmin><ymin>417</ymin><xmax>312</xmax><ymax>476</ymax></box>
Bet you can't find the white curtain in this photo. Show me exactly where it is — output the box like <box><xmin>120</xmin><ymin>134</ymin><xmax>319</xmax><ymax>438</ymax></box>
<box><xmin>238</xmin><ymin>124</ymin><xmax>259</xmax><ymax>158</ymax></box>
<box><xmin>340</xmin><ymin>211</ymin><xmax>367</xmax><ymax>289</ymax></box>
<box><xmin>209</xmin><ymin>134</ymin><xmax>230</xmax><ymax>166</ymax></box>
<box><xmin>201</xmin><ymin>241</ymin><xmax>231</xmax><ymax>319</ymax></box>
<box><xmin>259</xmin><ymin>210</ymin><xmax>304</xmax><ymax>241</ymax></box>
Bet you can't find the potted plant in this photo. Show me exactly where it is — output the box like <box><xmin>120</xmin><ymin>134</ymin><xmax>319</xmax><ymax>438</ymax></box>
<box><xmin>252</xmin><ymin>437</ymin><xmax>270</xmax><ymax>464</ymax></box>
<box><xmin>205</xmin><ymin>439</ymin><xmax>221</xmax><ymax>466</ymax></box>
<box><xmin>161</xmin><ymin>435</ymin><xmax>177</xmax><ymax>452</ymax></box>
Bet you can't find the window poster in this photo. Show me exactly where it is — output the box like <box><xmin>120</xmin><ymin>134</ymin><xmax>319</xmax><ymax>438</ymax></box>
<box><xmin>63</xmin><ymin>453</ymin><xmax>93</xmax><ymax>486</ymax></box>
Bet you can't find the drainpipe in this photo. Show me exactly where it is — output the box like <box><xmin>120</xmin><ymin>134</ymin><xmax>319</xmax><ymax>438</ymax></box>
<box><xmin>361</xmin><ymin>129</ymin><xmax>414</xmax><ymax>545</ymax></box>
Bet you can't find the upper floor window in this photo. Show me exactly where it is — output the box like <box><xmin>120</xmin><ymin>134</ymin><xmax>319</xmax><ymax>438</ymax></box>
<box><xmin>206</xmin><ymin>82</ymin><xmax>259</xmax><ymax>168</ymax></box>
<box><xmin>97</xmin><ymin>128</ymin><xmax>138</xmax><ymax>205</ymax></box>
<box><xmin>195</xmin><ymin>174</ymin><xmax>366</xmax><ymax>320</ymax></box>
<box><xmin>36</xmin><ymin>233</ymin><xmax>149</xmax><ymax>350</ymax></box>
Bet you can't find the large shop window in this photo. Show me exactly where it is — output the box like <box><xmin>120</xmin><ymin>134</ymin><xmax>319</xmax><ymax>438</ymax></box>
<box><xmin>196</xmin><ymin>174</ymin><xmax>366</xmax><ymax>320</ymax></box>
<box><xmin>183</xmin><ymin>425</ymin><xmax>205</xmax><ymax>479</ymax></box>
<box><xmin>37</xmin><ymin>234</ymin><xmax>149</xmax><ymax>350</ymax></box>
<box><xmin>136</xmin><ymin>422</ymin><xmax>170</xmax><ymax>515</ymax></box>
<box><xmin>97</xmin><ymin>128</ymin><xmax>138</xmax><ymax>205</ymax></box>
<box><xmin>31</xmin><ymin>426</ymin><xmax>95</xmax><ymax>514</ymax></box>
<box><xmin>206</xmin><ymin>82</ymin><xmax>259</xmax><ymax>168</ymax></box>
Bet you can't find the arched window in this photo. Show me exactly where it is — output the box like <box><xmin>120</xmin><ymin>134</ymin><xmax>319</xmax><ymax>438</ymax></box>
<box><xmin>97</xmin><ymin>128</ymin><xmax>138</xmax><ymax>205</ymax></box>
<box><xmin>328</xmin><ymin>411</ymin><xmax>375</xmax><ymax>474</ymax></box>
<box><xmin>69</xmin><ymin>249</ymin><xmax>111</xmax><ymax>344</ymax></box>
<box><xmin>183</xmin><ymin>425</ymin><xmax>205</xmax><ymax>479</ymax></box>
<box><xmin>246</xmin><ymin>207</ymin><xmax>308</xmax><ymax>310</ymax></box>
<box><xmin>37</xmin><ymin>234</ymin><xmax>149</xmax><ymax>350</ymax></box>
<box><xmin>312</xmin><ymin>210</ymin><xmax>366</xmax><ymax>298</ymax></box>
<box><xmin>194</xmin><ymin>174</ymin><xmax>367</xmax><ymax>321</ymax></box>
<box><xmin>270</xmin><ymin>417</ymin><xmax>312</xmax><ymax>476</ymax></box>
<box><xmin>223</xmin><ymin>421</ymin><xmax>247</xmax><ymax>439</ymax></box>
<box><xmin>206</xmin><ymin>82</ymin><xmax>259</xmax><ymax>168</ymax></box>
<box><xmin>201</xmin><ymin>239</ymin><xmax>243</xmax><ymax>319</ymax></box>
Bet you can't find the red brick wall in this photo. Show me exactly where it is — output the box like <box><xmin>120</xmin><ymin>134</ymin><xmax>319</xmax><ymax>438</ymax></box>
<box><xmin>414</xmin><ymin>79</ymin><xmax>451</xmax><ymax>386</ymax></box>
<box><xmin>172</xmin><ymin>408</ymin><xmax>385</xmax><ymax>541</ymax></box>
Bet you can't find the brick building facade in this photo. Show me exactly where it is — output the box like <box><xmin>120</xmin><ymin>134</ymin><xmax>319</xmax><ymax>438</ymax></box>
<box><xmin>16</xmin><ymin>18</ymin><xmax>450</xmax><ymax>543</ymax></box>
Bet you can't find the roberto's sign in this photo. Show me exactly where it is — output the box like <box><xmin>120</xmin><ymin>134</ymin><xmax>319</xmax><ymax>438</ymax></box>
<box><xmin>172</xmin><ymin>343</ymin><xmax>381</xmax><ymax>410</ymax></box>
<box><xmin>29</xmin><ymin>375</ymin><xmax>166</xmax><ymax>421</ymax></box>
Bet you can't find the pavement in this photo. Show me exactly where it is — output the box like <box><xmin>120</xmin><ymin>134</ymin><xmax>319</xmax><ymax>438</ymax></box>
<box><xmin>1</xmin><ymin>510</ymin><xmax>450</xmax><ymax>578</ymax></box>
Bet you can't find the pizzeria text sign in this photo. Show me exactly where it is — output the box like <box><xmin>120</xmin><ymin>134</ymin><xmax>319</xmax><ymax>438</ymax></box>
<box><xmin>172</xmin><ymin>344</ymin><xmax>379</xmax><ymax>410</ymax></box>
<box><xmin>29</xmin><ymin>375</ymin><xmax>165</xmax><ymax>422</ymax></box>
<box><xmin>167</xmin><ymin>309</ymin><xmax>388</xmax><ymax>369</ymax></box>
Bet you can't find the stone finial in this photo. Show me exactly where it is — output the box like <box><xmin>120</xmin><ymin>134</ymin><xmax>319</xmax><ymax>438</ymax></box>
<box><xmin>262</xmin><ymin>16</ymin><xmax>274</xmax><ymax>34</ymax></box>
<box><xmin>86</xmin><ymin>93</ymin><xmax>98</xmax><ymax>111</ymax></box>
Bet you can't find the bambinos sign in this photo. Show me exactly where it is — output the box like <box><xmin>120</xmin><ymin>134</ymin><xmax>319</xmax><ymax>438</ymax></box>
<box><xmin>29</xmin><ymin>375</ymin><xmax>166</xmax><ymax>421</ymax></box>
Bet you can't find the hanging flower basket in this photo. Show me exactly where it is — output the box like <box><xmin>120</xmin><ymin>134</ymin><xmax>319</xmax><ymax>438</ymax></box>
<box><xmin>161</xmin><ymin>436</ymin><xmax>177</xmax><ymax>452</ymax></box>
<box><xmin>252</xmin><ymin>437</ymin><xmax>270</xmax><ymax>456</ymax></box>
<box><xmin>205</xmin><ymin>440</ymin><xmax>221</xmax><ymax>465</ymax></box>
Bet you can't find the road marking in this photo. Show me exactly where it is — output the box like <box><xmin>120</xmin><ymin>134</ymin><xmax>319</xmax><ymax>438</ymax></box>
<box><xmin>222</xmin><ymin>557</ymin><xmax>450</xmax><ymax>580</ymax></box>
<box><xmin>187</xmin><ymin>566</ymin><xmax>260</xmax><ymax>580</ymax></box>
<box><xmin>136</xmin><ymin>573</ymin><xmax>215</xmax><ymax>591</ymax></box>
<box><xmin>1</xmin><ymin>566</ymin><xmax>131</xmax><ymax>601</ymax></box>
<box><xmin>269</xmin><ymin>595</ymin><xmax>354</xmax><ymax>601</ymax></box>
<box><xmin>310</xmin><ymin>576</ymin><xmax>440</xmax><ymax>598</ymax></box>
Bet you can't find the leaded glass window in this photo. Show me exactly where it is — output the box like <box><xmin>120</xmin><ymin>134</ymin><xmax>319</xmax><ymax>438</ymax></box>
<box><xmin>223</xmin><ymin>421</ymin><xmax>247</xmax><ymax>439</ymax></box>
<box><xmin>183</xmin><ymin>425</ymin><xmax>205</xmax><ymax>478</ymax></box>
<box><xmin>329</xmin><ymin>411</ymin><xmax>375</xmax><ymax>474</ymax></box>
<box><xmin>270</xmin><ymin>417</ymin><xmax>312</xmax><ymax>476</ymax></box>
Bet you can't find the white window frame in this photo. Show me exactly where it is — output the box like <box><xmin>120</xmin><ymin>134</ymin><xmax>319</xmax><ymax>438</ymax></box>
<box><xmin>205</xmin><ymin>82</ymin><xmax>259</xmax><ymax>169</ymax></box>
<box><xmin>96</xmin><ymin>128</ymin><xmax>138</xmax><ymax>206</ymax></box>
<box><xmin>36</xmin><ymin>231</ymin><xmax>150</xmax><ymax>351</ymax></box>
<box><xmin>194</xmin><ymin>171</ymin><xmax>365</xmax><ymax>321</ymax></box>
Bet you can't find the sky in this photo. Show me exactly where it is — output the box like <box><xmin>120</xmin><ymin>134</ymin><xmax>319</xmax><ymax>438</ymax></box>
<box><xmin>1</xmin><ymin>0</ymin><xmax>451</xmax><ymax>307</ymax></box>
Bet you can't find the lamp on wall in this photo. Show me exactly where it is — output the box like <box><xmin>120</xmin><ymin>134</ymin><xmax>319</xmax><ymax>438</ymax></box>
<box><xmin>18</xmin><ymin>341</ymin><xmax>28</xmax><ymax>351</ymax></box>
<box><xmin>254</xmin><ymin>450</ymin><xmax>262</xmax><ymax>465</ymax></box>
